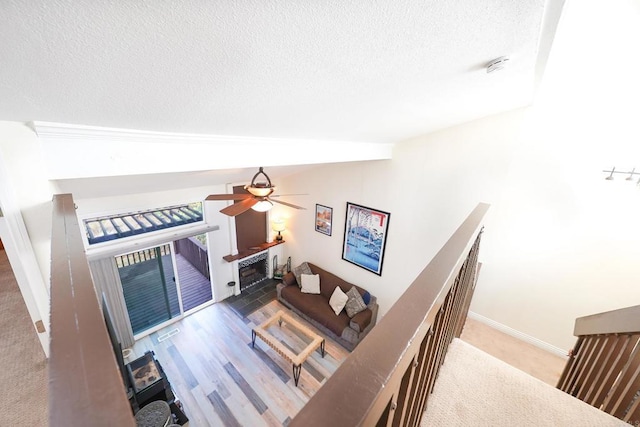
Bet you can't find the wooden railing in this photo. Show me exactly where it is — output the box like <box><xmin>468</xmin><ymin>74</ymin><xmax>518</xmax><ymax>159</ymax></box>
<box><xmin>290</xmin><ymin>202</ymin><xmax>489</xmax><ymax>427</ymax></box>
<box><xmin>50</xmin><ymin>194</ymin><xmax>135</xmax><ymax>426</ymax></box>
<box><xmin>175</xmin><ymin>236</ymin><xmax>210</xmax><ymax>279</ymax></box>
<box><xmin>557</xmin><ymin>305</ymin><xmax>640</xmax><ymax>424</ymax></box>
<box><xmin>115</xmin><ymin>243</ymin><xmax>171</xmax><ymax>267</ymax></box>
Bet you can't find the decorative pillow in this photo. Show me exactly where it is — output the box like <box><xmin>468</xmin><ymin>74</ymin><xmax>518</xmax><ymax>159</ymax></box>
<box><xmin>292</xmin><ymin>262</ymin><xmax>312</xmax><ymax>287</ymax></box>
<box><xmin>328</xmin><ymin>286</ymin><xmax>348</xmax><ymax>316</ymax></box>
<box><xmin>300</xmin><ymin>274</ymin><xmax>321</xmax><ymax>294</ymax></box>
<box><xmin>345</xmin><ymin>287</ymin><xmax>368</xmax><ymax>318</ymax></box>
<box><xmin>362</xmin><ymin>291</ymin><xmax>371</xmax><ymax>306</ymax></box>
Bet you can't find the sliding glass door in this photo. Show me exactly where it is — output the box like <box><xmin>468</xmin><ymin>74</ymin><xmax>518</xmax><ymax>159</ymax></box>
<box><xmin>116</xmin><ymin>235</ymin><xmax>212</xmax><ymax>336</ymax></box>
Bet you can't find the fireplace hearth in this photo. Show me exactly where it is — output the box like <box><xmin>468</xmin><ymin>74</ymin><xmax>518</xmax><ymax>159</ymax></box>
<box><xmin>238</xmin><ymin>251</ymin><xmax>269</xmax><ymax>292</ymax></box>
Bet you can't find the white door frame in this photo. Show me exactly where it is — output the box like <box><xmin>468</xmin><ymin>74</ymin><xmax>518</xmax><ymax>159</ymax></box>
<box><xmin>0</xmin><ymin>213</ymin><xmax>50</xmax><ymax>356</ymax></box>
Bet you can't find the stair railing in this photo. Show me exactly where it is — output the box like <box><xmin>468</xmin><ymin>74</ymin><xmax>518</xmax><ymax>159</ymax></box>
<box><xmin>290</xmin><ymin>202</ymin><xmax>489</xmax><ymax>427</ymax></box>
<box><xmin>557</xmin><ymin>305</ymin><xmax>640</xmax><ymax>424</ymax></box>
<box><xmin>50</xmin><ymin>194</ymin><xmax>135</xmax><ymax>426</ymax></box>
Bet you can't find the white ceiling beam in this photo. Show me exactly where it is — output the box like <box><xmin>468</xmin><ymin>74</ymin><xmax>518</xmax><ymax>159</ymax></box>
<box><xmin>32</xmin><ymin>121</ymin><xmax>393</xmax><ymax>180</ymax></box>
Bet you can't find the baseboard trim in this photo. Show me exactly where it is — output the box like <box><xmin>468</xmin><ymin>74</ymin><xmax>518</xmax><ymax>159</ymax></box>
<box><xmin>467</xmin><ymin>311</ymin><xmax>568</xmax><ymax>359</ymax></box>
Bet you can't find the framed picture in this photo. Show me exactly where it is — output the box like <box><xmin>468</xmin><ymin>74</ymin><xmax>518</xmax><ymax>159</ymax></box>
<box><xmin>315</xmin><ymin>204</ymin><xmax>333</xmax><ymax>236</ymax></box>
<box><xmin>342</xmin><ymin>202</ymin><xmax>390</xmax><ymax>275</ymax></box>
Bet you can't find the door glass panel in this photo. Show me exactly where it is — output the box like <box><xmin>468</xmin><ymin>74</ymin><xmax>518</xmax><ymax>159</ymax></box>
<box><xmin>117</xmin><ymin>244</ymin><xmax>180</xmax><ymax>335</ymax></box>
<box><xmin>174</xmin><ymin>234</ymin><xmax>213</xmax><ymax>312</ymax></box>
<box><xmin>116</xmin><ymin>235</ymin><xmax>213</xmax><ymax>336</ymax></box>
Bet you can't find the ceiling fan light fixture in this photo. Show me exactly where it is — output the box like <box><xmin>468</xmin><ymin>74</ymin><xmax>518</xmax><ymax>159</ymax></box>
<box><xmin>251</xmin><ymin>200</ymin><xmax>273</xmax><ymax>212</ymax></box>
<box><xmin>245</xmin><ymin>167</ymin><xmax>275</xmax><ymax>197</ymax></box>
<box><xmin>206</xmin><ymin>167</ymin><xmax>305</xmax><ymax>217</ymax></box>
<box><xmin>246</xmin><ymin>185</ymin><xmax>274</xmax><ymax>197</ymax></box>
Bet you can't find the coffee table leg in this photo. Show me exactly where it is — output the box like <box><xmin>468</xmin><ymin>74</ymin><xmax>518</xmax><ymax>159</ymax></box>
<box><xmin>321</xmin><ymin>339</ymin><xmax>325</xmax><ymax>358</ymax></box>
<box><xmin>251</xmin><ymin>330</ymin><xmax>256</xmax><ymax>348</ymax></box>
<box><xmin>293</xmin><ymin>364</ymin><xmax>301</xmax><ymax>386</ymax></box>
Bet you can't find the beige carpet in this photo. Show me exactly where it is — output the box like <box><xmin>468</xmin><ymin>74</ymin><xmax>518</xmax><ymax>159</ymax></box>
<box><xmin>421</xmin><ymin>338</ymin><xmax>626</xmax><ymax>427</ymax></box>
<box><xmin>460</xmin><ymin>317</ymin><xmax>566</xmax><ymax>386</ymax></box>
<box><xmin>0</xmin><ymin>249</ymin><xmax>48</xmax><ymax>426</ymax></box>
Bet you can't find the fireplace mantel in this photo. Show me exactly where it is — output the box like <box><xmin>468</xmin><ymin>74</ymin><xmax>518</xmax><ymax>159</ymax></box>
<box><xmin>223</xmin><ymin>240</ymin><xmax>284</xmax><ymax>263</ymax></box>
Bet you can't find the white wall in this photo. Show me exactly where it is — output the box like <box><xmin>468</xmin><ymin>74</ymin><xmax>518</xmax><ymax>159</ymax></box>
<box><xmin>0</xmin><ymin>122</ymin><xmax>54</xmax><ymax>354</ymax></box>
<box><xmin>0</xmin><ymin>122</ymin><xmax>55</xmax><ymax>285</ymax></box>
<box><xmin>276</xmin><ymin>109</ymin><xmax>526</xmax><ymax>318</ymax></box>
<box><xmin>470</xmin><ymin>0</ymin><xmax>640</xmax><ymax>351</ymax></box>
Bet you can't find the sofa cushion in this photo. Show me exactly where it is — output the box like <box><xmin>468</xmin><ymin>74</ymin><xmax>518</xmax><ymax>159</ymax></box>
<box><xmin>362</xmin><ymin>290</ymin><xmax>371</xmax><ymax>305</ymax></box>
<box><xmin>292</xmin><ymin>262</ymin><xmax>312</xmax><ymax>287</ymax></box>
<box><xmin>350</xmin><ymin>308</ymin><xmax>373</xmax><ymax>333</ymax></box>
<box><xmin>300</xmin><ymin>273</ymin><xmax>321</xmax><ymax>294</ymax></box>
<box><xmin>329</xmin><ymin>286</ymin><xmax>348</xmax><ymax>315</ymax></box>
<box><xmin>282</xmin><ymin>271</ymin><xmax>296</xmax><ymax>287</ymax></box>
<box><xmin>280</xmin><ymin>285</ymin><xmax>351</xmax><ymax>337</ymax></box>
<box><xmin>344</xmin><ymin>287</ymin><xmax>367</xmax><ymax>318</ymax></box>
<box><xmin>307</xmin><ymin>263</ymin><xmax>355</xmax><ymax>300</ymax></box>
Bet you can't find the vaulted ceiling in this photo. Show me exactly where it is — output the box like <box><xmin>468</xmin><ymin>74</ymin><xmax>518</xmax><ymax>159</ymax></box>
<box><xmin>1</xmin><ymin>1</ymin><xmax>564</xmax><ymax>146</ymax></box>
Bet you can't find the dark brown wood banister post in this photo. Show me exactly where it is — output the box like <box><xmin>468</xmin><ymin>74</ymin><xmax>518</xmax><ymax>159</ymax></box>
<box><xmin>50</xmin><ymin>194</ymin><xmax>135</xmax><ymax>426</ymax></box>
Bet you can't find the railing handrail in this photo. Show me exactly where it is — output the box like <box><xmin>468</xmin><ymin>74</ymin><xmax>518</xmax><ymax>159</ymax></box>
<box><xmin>558</xmin><ymin>304</ymin><xmax>640</xmax><ymax>424</ymax></box>
<box><xmin>290</xmin><ymin>202</ymin><xmax>490</xmax><ymax>426</ymax></box>
<box><xmin>50</xmin><ymin>194</ymin><xmax>135</xmax><ymax>426</ymax></box>
<box><xmin>574</xmin><ymin>305</ymin><xmax>640</xmax><ymax>336</ymax></box>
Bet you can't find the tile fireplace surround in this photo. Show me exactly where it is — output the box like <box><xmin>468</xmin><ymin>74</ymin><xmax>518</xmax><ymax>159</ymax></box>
<box><xmin>238</xmin><ymin>251</ymin><xmax>268</xmax><ymax>291</ymax></box>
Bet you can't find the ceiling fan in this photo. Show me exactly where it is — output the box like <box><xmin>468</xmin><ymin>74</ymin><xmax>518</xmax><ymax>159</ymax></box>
<box><xmin>205</xmin><ymin>167</ymin><xmax>307</xmax><ymax>217</ymax></box>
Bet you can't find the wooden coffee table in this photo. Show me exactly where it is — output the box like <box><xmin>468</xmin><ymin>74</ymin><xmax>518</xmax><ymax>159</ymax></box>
<box><xmin>251</xmin><ymin>310</ymin><xmax>325</xmax><ymax>386</ymax></box>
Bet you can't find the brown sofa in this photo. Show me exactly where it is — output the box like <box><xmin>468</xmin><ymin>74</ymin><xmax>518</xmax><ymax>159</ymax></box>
<box><xmin>276</xmin><ymin>262</ymin><xmax>378</xmax><ymax>351</ymax></box>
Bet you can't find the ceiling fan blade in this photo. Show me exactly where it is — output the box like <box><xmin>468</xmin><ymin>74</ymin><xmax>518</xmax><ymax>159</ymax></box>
<box><xmin>220</xmin><ymin>198</ymin><xmax>258</xmax><ymax>216</ymax></box>
<box><xmin>269</xmin><ymin>193</ymin><xmax>309</xmax><ymax>198</ymax></box>
<box><xmin>268</xmin><ymin>198</ymin><xmax>306</xmax><ymax>210</ymax></box>
<box><xmin>206</xmin><ymin>194</ymin><xmax>252</xmax><ymax>201</ymax></box>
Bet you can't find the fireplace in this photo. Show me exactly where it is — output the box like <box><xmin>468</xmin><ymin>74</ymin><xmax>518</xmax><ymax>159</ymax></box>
<box><xmin>238</xmin><ymin>251</ymin><xmax>269</xmax><ymax>292</ymax></box>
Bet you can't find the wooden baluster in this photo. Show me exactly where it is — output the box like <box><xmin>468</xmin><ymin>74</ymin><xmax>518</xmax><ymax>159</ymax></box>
<box><xmin>583</xmin><ymin>335</ymin><xmax>623</xmax><ymax>405</ymax></box>
<box><xmin>602</xmin><ymin>337</ymin><xmax>640</xmax><ymax>418</ymax></box>
<box><xmin>573</xmin><ymin>335</ymin><xmax>605</xmax><ymax>397</ymax></box>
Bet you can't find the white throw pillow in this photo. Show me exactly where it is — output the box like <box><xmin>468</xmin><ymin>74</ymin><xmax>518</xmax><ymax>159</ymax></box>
<box><xmin>329</xmin><ymin>286</ymin><xmax>348</xmax><ymax>315</ymax></box>
<box><xmin>300</xmin><ymin>273</ymin><xmax>321</xmax><ymax>294</ymax></box>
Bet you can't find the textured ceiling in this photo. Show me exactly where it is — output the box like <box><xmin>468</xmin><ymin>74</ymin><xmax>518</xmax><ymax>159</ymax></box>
<box><xmin>0</xmin><ymin>0</ymin><xmax>560</xmax><ymax>144</ymax></box>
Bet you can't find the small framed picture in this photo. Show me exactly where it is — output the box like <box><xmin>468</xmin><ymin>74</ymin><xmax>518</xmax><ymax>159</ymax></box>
<box><xmin>315</xmin><ymin>204</ymin><xmax>333</xmax><ymax>236</ymax></box>
<box><xmin>342</xmin><ymin>202</ymin><xmax>390</xmax><ymax>275</ymax></box>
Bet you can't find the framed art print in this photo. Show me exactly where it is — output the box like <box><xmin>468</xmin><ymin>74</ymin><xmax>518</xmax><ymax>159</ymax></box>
<box><xmin>315</xmin><ymin>204</ymin><xmax>333</xmax><ymax>236</ymax></box>
<box><xmin>342</xmin><ymin>202</ymin><xmax>390</xmax><ymax>275</ymax></box>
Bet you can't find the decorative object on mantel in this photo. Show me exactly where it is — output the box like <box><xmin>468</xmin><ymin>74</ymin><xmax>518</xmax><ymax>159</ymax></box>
<box><xmin>342</xmin><ymin>202</ymin><xmax>390</xmax><ymax>276</ymax></box>
<box><xmin>205</xmin><ymin>167</ymin><xmax>307</xmax><ymax>216</ymax></box>
<box><xmin>603</xmin><ymin>167</ymin><xmax>640</xmax><ymax>185</ymax></box>
<box><xmin>222</xmin><ymin>240</ymin><xmax>284</xmax><ymax>262</ymax></box>
<box><xmin>315</xmin><ymin>204</ymin><xmax>333</xmax><ymax>236</ymax></box>
<box><xmin>272</xmin><ymin>218</ymin><xmax>286</xmax><ymax>241</ymax></box>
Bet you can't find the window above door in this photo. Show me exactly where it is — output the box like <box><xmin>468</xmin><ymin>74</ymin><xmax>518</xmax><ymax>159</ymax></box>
<box><xmin>83</xmin><ymin>202</ymin><xmax>203</xmax><ymax>245</ymax></box>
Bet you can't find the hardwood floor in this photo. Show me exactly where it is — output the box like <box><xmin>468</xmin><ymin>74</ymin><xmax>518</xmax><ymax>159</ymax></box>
<box><xmin>127</xmin><ymin>299</ymin><xmax>566</xmax><ymax>426</ymax></box>
<box><xmin>130</xmin><ymin>299</ymin><xmax>349</xmax><ymax>427</ymax></box>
